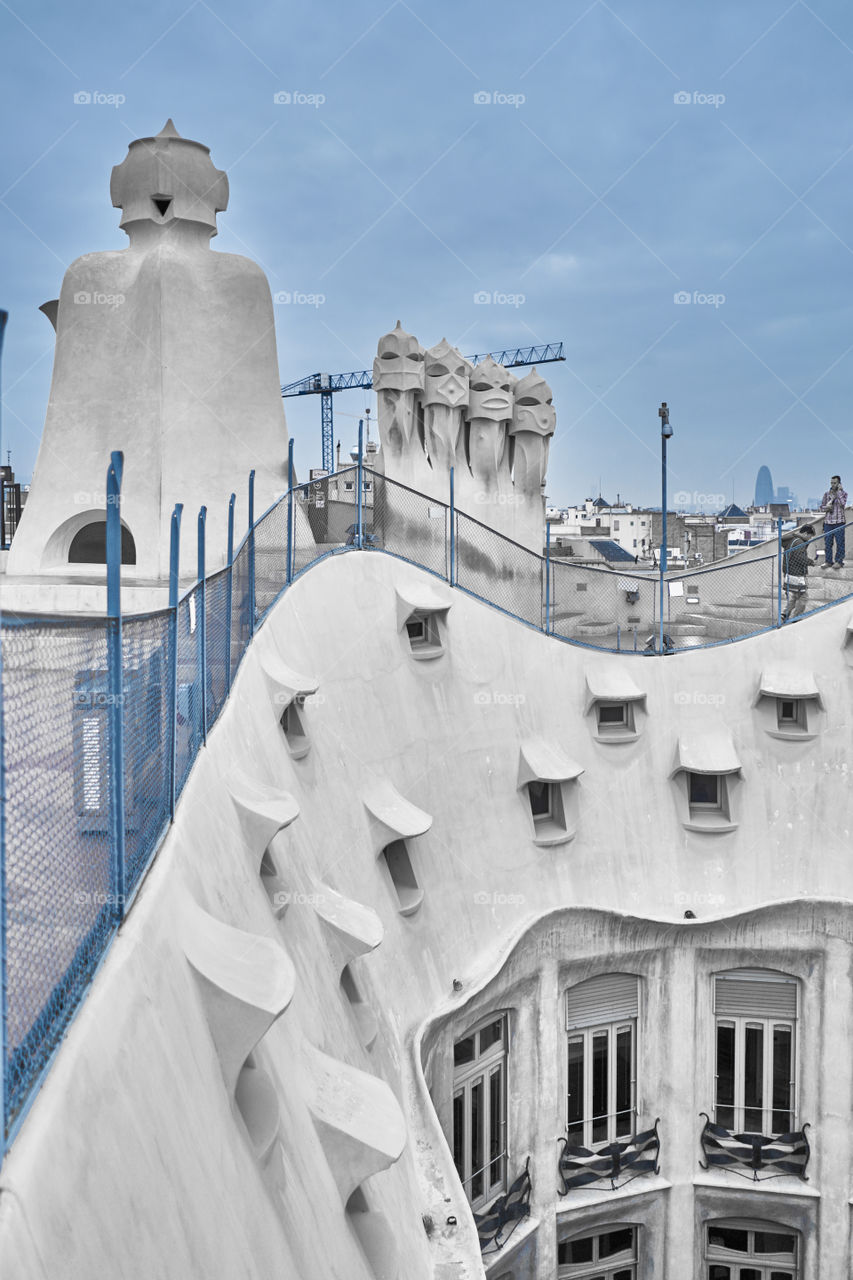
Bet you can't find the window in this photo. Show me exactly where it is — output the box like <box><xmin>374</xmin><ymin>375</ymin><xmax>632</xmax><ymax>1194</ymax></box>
<box><xmin>689</xmin><ymin>772</ymin><xmax>720</xmax><ymax>809</ymax></box>
<box><xmin>519</xmin><ymin>740</ymin><xmax>582</xmax><ymax>845</ymax></box>
<box><xmin>714</xmin><ymin>971</ymin><xmax>797</xmax><ymax>1135</ymax></box>
<box><xmin>598</xmin><ymin>703</ymin><xmax>625</xmax><ymax>727</ymax></box>
<box><xmin>452</xmin><ymin>1014</ymin><xmax>508</xmax><ymax>1209</ymax></box>
<box><xmin>566</xmin><ymin>975</ymin><xmax>638</xmax><ymax>1147</ymax></box>
<box><xmin>776</xmin><ymin>698</ymin><xmax>805</xmax><ymax>731</ymax></box>
<box><xmin>673</xmin><ymin>734</ymin><xmax>741</xmax><ymax>832</ymax></box>
<box><xmin>528</xmin><ymin>779</ymin><xmax>559</xmax><ymax>824</ymax></box>
<box><xmin>381</xmin><ymin>839</ymin><xmax>423</xmax><ymax>915</ymax></box>
<box><xmin>404</xmin><ymin>610</ymin><xmax>443</xmax><ymax>659</ymax></box>
<box><xmin>406</xmin><ymin>613</ymin><xmax>437</xmax><ymax>647</ymax></box>
<box><xmin>341</xmin><ymin>964</ymin><xmax>378</xmax><ymax>1049</ymax></box>
<box><xmin>595</xmin><ymin>700</ymin><xmax>638</xmax><ymax>739</ymax></box>
<box><xmin>586</xmin><ymin>674</ymin><xmax>645</xmax><ymax>743</ymax></box>
<box><xmin>705</xmin><ymin>1219</ymin><xmax>798</xmax><ymax>1279</ymax></box>
<box><xmin>558</xmin><ymin>1226</ymin><xmax>637</xmax><ymax>1278</ymax></box>
<box><xmin>757</xmin><ymin>670</ymin><xmax>822</xmax><ymax>740</ymax></box>
<box><xmin>280</xmin><ymin>696</ymin><xmax>310</xmax><ymax>758</ymax></box>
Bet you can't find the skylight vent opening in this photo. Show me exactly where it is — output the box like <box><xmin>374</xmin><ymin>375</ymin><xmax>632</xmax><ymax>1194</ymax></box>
<box><xmin>381</xmin><ymin>839</ymin><xmax>424</xmax><ymax>916</ymax></box>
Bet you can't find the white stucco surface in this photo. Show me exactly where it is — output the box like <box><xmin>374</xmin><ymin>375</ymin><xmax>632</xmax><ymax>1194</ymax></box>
<box><xmin>1</xmin><ymin>550</ymin><xmax>852</xmax><ymax>1278</ymax></box>
<box><xmin>6</xmin><ymin>122</ymin><xmax>289</xmax><ymax>584</ymax></box>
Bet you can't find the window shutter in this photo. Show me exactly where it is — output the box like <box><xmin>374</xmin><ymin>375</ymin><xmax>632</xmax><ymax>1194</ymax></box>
<box><xmin>566</xmin><ymin>974</ymin><xmax>638</xmax><ymax>1029</ymax></box>
<box><xmin>714</xmin><ymin>970</ymin><xmax>797</xmax><ymax>1018</ymax></box>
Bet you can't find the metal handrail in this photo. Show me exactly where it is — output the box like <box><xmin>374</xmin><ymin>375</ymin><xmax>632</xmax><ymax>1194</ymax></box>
<box><xmin>460</xmin><ymin>1148</ymin><xmax>508</xmax><ymax>1191</ymax></box>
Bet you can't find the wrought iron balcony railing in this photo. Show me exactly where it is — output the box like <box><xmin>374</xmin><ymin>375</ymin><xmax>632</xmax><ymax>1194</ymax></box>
<box><xmin>699</xmin><ymin>1113</ymin><xmax>811</xmax><ymax>1181</ymax></box>
<box><xmin>558</xmin><ymin>1120</ymin><xmax>660</xmax><ymax>1194</ymax></box>
<box><xmin>471</xmin><ymin>1157</ymin><xmax>532</xmax><ymax>1254</ymax></box>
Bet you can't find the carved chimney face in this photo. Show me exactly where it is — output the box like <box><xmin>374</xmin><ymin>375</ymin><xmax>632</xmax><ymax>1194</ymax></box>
<box><xmin>509</xmin><ymin>368</ymin><xmax>556</xmax><ymax>438</ymax></box>
<box><xmin>423</xmin><ymin>338</ymin><xmax>472</xmax><ymax>409</ymax></box>
<box><xmin>467</xmin><ymin>355</ymin><xmax>514</xmax><ymax>424</ymax></box>
<box><xmin>372</xmin><ymin>321</ymin><xmax>425</xmax><ymax>394</ymax></box>
<box><xmin>110</xmin><ymin>119</ymin><xmax>229</xmax><ymax>241</ymax></box>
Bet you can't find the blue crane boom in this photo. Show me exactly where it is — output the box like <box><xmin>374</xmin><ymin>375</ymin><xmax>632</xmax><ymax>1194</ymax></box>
<box><xmin>281</xmin><ymin>341</ymin><xmax>565</xmax><ymax>472</ymax></box>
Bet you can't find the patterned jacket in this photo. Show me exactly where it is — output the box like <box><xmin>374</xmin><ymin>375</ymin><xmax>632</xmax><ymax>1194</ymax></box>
<box><xmin>821</xmin><ymin>487</ymin><xmax>848</xmax><ymax>524</ymax></box>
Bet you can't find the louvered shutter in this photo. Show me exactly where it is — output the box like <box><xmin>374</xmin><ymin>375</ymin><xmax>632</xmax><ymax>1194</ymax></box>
<box><xmin>566</xmin><ymin>974</ymin><xmax>639</xmax><ymax>1029</ymax></box>
<box><xmin>714</xmin><ymin>970</ymin><xmax>797</xmax><ymax>1018</ymax></box>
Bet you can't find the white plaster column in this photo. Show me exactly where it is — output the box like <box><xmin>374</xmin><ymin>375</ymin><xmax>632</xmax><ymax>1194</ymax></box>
<box><xmin>813</xmin><ymin>935</ymin><xmax>852</xmax><ymax>1279</ymax></box>
<box><xmin>659</xmin><ymin>936</ymin><xmax>696</xmax><ymax>1278</ymax></box>
<box><xmin>531</xmin><ymin>956</ymin><xmax>560</xmax><ymax>1278</ymax></box>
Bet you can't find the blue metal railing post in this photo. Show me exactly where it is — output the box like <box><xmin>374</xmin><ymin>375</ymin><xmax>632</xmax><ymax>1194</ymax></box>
<box><xmin>286</xmin><ymin>439</ymin><xmax>294</xmax><ymax>585</ymax></box>
<box><xmin>777</xmin><ymin>517</ymin><xmax>783</xmax><ymax>627</ymax></box>
<box><xmin>449</xmin><ymin>466</ymin><xmax>456</xmax><ymax>586</ymax></box>
<box><xmin>356</xmin><ymin>419</ymin><xmax>364</xmax><ymax>549</ymax></box>
<box><xmin>0</xmin><ymin>308</ymin><xmax>8</xmax><ymax>1157</ymax></box>
<box><xmin>544</xmin><ymin>520</ymin><xmax>551</xmax><ymax>635</ymax></box>
<box><xmin>225</xmin><ymin>494</ymin><xmax>235</xmax><ymax>694</ymax></box>
<box><xmin>248</xmin><ymin>470</ymin><xmax>256</xmax><ymax>637</ymax></box>
<box><xmin>659</xmin><ymin>442</ymin><xmax>667</xmax><ymax>655</ymax></box>
<box><xmin>168</xmin><ymin>505</ymin><xmax>183</xmax><ymax>820</ymax></box>
<box><xmin>197</xmin><ymin>507</ymin><xmax>207</xmax><ymax>745</ymax></box>
<box><xmin>106</xmin><ymin>451</ymin><xmax>126</xmax><ymax>926</ymax></box>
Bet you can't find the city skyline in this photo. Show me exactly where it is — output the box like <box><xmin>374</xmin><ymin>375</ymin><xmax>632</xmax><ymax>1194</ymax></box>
<box><xmin>2</xmin><ymin>2</ymin><xmax>853</xmax><ymax>509</ymax></box>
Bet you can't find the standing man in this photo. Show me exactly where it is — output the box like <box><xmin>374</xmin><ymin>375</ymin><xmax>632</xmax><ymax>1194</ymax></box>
<box><xmin>820</xmin><ymin>474</ymin><xmax>848</xmax><ymax>568</ymax></box>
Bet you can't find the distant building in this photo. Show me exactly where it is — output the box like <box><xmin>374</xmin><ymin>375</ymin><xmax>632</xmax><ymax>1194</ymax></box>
<box><xmin>717</xmin><ymin>503</ymin><xmax>749</xmax><ymax>522</ymax></box>
<box><xmin>754</xmin><ymin>464</ymin><xmax>774</xmax><ymax>506</ymax></box>
<box><xmin>547</xmin><ymin>500</ymin><xmax>730</xmax><ymax>564</ymax></box>
<box><xmin>547</xmin><ymin>497</ymin><xmax>654</xmax><ymax>557</ymax></box>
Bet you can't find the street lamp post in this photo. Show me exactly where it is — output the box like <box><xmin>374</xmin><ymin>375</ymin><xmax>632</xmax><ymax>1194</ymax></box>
<box><xmin>659</xmin><ymin>401</ymin><xmax>672</xmax><ymax>654</ymax></box>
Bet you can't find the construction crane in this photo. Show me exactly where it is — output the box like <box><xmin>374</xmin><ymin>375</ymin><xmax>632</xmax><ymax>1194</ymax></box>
<box><xmin>281</xmin><ymin>341</ymin><xmax>565</xmax><ymax>473</ymax></box>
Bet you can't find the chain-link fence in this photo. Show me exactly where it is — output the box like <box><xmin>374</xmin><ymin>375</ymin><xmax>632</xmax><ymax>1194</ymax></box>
<box><xmin>367</xmin><ymin>471</ymin><xmax>450</xmax><ymax>579</ymax></box>
<box><xmin>455</xmin><ymin>511</ymin><xmax>544</xmax><ymax>627</ymax></box>
<box><xmin>549</xmin><ymin>552</ymin><xmax>781</xmax><ymax>652</ymax></box>
<box><xmin>205</xmin><ymin>568</ymin><xmax>231</xmax><ymax>732</ymax></box>
<box><xmin>253</xmin><ymin>499</ymin><xmax>288</xmax><ymax>620</ymax></box>
<box><xmin>4</xmin><ymin>464</ymin><xmax>853</xmax><ymax>1156</ymax></box>
<box><xmin>1</xmin><ymin>617</ymin><xmax>115</xmax><ymax>1125</ymax></box>
<box><xmin>123</xmin><ymin>612</ymin><xmax>173</xmax><ymax>893</ymax></box>
<box><xmin>291</xmin><ymin>467</ymin><xmax>359</xmax><ymax>577</ymax></box>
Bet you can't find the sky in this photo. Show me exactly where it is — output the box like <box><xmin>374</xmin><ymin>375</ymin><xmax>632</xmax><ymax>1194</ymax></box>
<box><xmin>2</xmin><ymin>0</ymin><xmax>853</xmax><ymax>510</ymax></box>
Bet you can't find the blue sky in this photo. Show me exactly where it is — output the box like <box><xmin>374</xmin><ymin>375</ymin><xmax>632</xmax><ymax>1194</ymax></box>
<box><xmin>2</xmin><ymin>0</ymin><xmax>853</xmax><ymax>509</ymax></box>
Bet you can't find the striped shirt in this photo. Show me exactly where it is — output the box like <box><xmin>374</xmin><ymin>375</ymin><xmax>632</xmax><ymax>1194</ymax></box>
<box><xmin>821</xmin><ymin>487</ymin><xmax>848</xmax><ymax>524</ymax></box>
